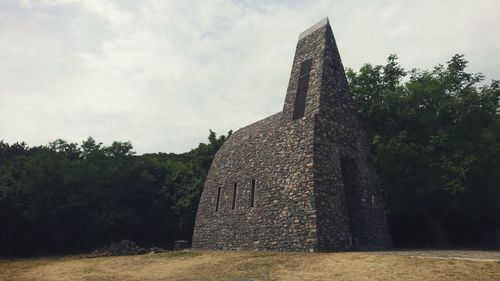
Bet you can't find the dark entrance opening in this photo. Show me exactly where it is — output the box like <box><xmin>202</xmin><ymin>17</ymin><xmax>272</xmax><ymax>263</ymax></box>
<box><xmin>341</xmin><ymin>157</ymin><xmax>362</xmax><ymax>245</ymax></box>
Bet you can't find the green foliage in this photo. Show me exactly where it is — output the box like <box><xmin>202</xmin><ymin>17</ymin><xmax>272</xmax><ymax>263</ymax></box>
<box><xmin>0</xmin><ymin>131</ymin><xmax>231</xmax><ymax>256</ymax></box>
<box><xmin>348</xmin><ymin>54</ymin><xmax>500</xmax><ymax>246</ymax></box>
<box><xmin>1</xmin><ymin>54</ymin><xmax>498</xmax><ymax>254</ymax></box>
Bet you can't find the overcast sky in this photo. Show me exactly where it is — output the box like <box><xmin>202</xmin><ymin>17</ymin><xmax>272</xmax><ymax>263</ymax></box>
<box><xmin>1</xmin><ymin>0</ymin><xmax>499</xmax><ymax>154</ymax></box>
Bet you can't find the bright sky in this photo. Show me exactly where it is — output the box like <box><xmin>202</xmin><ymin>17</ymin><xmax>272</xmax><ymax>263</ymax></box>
<box><xmin>1</xmin><ymin>0</ymin><xmax>499</xmax><ymax>154</ymax></box>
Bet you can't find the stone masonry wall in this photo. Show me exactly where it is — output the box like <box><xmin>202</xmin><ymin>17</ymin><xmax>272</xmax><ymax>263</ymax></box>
<box><xmin>192</xmin><ymin>112</ymin><xmax>318</xmax><ymax>251</ymax></box>
<box><xmin>192</xmin><ymin>18</ymin><xmax>392</xmax><ymax>252</ymax></box>
<box><xmin>313</xmin><ymin>23</ymin><xmax>392</xmax><ymax>250</ymax></box>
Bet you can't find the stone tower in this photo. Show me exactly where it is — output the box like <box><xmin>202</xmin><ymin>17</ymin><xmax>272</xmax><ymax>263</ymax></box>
<box><xmin>192</xmin><ymin>18</ymin><xmax>392</xmax><ymax>252</ymax></box>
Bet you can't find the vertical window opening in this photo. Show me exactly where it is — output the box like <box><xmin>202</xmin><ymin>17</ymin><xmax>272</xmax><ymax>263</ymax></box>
<box><xmin>250</xmin><ymin>179</ymin><xmax>256</xmax><ymax>208</ymax></box>
<box><xmin>292</xmin><ymin>59</ymin><xmax>313</xmax><ymax>120</ymax></box>
<box><xmin>215</xmin><ymin>186</ymin><xmax>221</xmax><ymax>212</ymax></box>
<box><xmin>231</xmin><ymin>183</ymin><xmax>237</xmax><ymax>210</ymax></box>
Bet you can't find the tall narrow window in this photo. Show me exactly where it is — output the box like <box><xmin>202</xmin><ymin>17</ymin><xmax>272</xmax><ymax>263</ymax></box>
<box><xmin>292</xmin><ymin>59</ymin><xmax>313</xmax><ymax>120</ymax></box>
<box><xmin>231</xmin><ymin>183</ymin><xmax>237</xmax><ymax>210</ymax></box>
<box><xmin>250</xmin><ymin>179</ymin><xmax>256</xmax><ymax>208</ymax></box>
<box><xmin>215</xmin><ymin>186</ymin><xmax>221</xmax><ymax>212</ymax></box>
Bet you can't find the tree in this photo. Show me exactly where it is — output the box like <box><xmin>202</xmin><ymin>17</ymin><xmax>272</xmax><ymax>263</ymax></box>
<box><xmin>0</xmin><ymin>130</ymin><xmax>231</xmax><ymax>257</ymax></box>
<box><xmin>347</xmin><ymin>54</ymin><xmax>500</xmax><ymax>247</ymax></box>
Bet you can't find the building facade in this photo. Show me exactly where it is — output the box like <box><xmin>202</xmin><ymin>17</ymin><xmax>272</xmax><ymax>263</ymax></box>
<box><xmin>192</xmin><ymin>18</ymin><xmax>392</xmax><ymax>252</ymax></box>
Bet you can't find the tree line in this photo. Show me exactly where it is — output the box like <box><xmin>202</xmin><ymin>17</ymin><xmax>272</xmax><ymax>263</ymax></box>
<box><xmin>347</xmin><ymin>54</ymin><xmax>499</xmax><ymax>248</ymax></box>
<box><xmin>0</xmin><ymin>132</ymin><xmax>231</xmax><ymax>256</ymax></box>
<box><xmin>0</xmin><ymin>54</ymin><xmax>498</xmax><ymax>256</ymax></box>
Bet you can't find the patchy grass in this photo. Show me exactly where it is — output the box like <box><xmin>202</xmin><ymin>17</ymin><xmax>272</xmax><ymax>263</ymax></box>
<box><xmin>0</xmin><ymin>250</ymin><xmax>499</xmax><ymax>281</ymax></box>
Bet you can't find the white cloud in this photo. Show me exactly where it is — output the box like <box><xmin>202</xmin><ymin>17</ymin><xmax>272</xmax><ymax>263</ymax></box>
<box><xmin>1</xmin><ymin>0</ymin><xmax>499</xmax><ymax>153</ymax></box>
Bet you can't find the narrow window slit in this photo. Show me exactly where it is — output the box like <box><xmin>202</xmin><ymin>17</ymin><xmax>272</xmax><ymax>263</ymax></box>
<box><xmin>231</xmin><ymin>183</ymin><xmax>237</xmax><ymax>210</ymax></box>
<box><xmin>292</xmin><ymin>59</ymin><xmax>313</xmax><ymax>120</ymax></box>
<box><xmin>215</xmin><ymin>186</ymin><xmax>221</xmax><ymax>212</ymax></box>
<box><xmin>250</xmin><ymin>179</ymin><xmax>256</xmax><ymax>208</ymax></box>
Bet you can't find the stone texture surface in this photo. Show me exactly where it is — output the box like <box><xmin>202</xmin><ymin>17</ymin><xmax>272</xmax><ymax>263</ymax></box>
<box><xmin>192</xmin><ymin>18</ymin><xmax>392</xmax><ymax>252</ymax></box>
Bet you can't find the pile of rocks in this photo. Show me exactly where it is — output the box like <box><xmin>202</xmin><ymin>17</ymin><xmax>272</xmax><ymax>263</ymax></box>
<box><xmin>174</xmin><ymin>240</ymin><xmax>190</xmax><ymax>250</ymax></box>
<box><xmin>91</xmin><ymin>240</ymin><xmax>167</xmax><ymax>256</ymax></box>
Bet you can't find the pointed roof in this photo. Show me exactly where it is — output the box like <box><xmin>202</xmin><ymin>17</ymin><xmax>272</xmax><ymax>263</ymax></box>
<box><xmin>298</xmin><ymin>17</ymin><xmax>330</xmax><ymax>40</ymax></box>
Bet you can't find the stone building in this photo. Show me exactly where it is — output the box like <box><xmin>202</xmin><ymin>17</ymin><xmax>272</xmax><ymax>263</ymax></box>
<box><xmin>192</xmin><ymin>18</ymin><xmax>392</xmax><ymax>252</ymax></box>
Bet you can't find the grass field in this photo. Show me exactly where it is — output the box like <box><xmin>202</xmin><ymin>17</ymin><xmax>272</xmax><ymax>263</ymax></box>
<box><xmin>1</xmin><ymin>250</ymin><xmax>499</xmax><ymax>281</ymax></box>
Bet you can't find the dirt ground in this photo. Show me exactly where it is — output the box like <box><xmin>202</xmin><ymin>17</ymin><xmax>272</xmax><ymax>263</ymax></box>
<box><xmin>380</xmin><ymin>249</ymin><xmax>500</xmax><ymax>262</ymax></box>
<box><xmin>0</xmin><ymin>250</ymin><xmax>499</xmax><ymax>281</ymax></box>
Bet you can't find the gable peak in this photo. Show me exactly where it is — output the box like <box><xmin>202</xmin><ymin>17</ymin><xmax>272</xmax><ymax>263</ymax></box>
<box><xmin>298</xmin><ymin>17</ymin><xmax>330</xmax><ymax>40</ymax></box>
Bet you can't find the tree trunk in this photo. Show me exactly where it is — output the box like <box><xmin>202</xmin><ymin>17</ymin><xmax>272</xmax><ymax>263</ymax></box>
<box><xmin>423</xmin><ymin>207</ymin><xmax>450</xmax><ymax>248</ymax></box>
<box><xmin>77</xmin><ymin>211</ymin><xmax>84</xmax><ymax>250</ymax></box>
<box><xmin>426</xmin><ymin>217</ymin><xmax>449</xmax><ymax>248</ymax></box>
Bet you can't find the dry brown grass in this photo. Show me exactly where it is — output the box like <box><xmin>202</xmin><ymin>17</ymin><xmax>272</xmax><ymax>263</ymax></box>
<box><xmin>0</xmin><ymin>250</ymin><xmax>499</xmax><ymax>281</ymax></box>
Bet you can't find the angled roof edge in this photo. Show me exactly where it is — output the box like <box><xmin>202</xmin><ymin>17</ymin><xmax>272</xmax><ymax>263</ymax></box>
<box><xmin>298</xmin><ymin>17</ymin><xmax>330</xmax><ymax>40</ymax></box>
